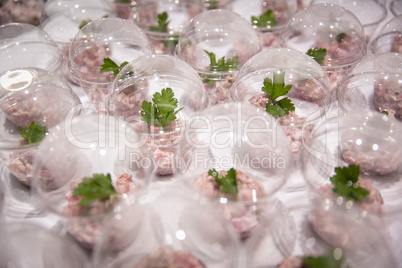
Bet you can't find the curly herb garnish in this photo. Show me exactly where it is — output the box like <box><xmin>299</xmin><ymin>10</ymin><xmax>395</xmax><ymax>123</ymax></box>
<box><xmin>140</xmin><ymin>87</ymin><xmax>183</xmax><ymax>128</ymax></box>
<box><xmin>262</xmin><ymin>71</ymin><xmax>295</xmax><ymax>117</ymax></box>
<box><xmin>202</xmin><ymin>50</ymin><xmax>239</xmax><ymax>85</ymax></box>
<box><xmin>148</xmin><ymin>12</ymin><xmax>178</xmax><ymax>48</ymax></box>
<box><xmin>100</xmin><ymin>57</ymin><xmax>129</xmax><ymax>77</ymax></box>
<box><xmin>251</xmin><ymin>9</ymin><xmax>277</xmax><ymax>28</ymax></box>
<box><xmin>302</xmin><ymin>248</ymin><xmax>345</xmax><ymax>268</ymax></box>
<box><xmin>306</xmin><ymin>47</ymin><xmax>327</xmax><ymax>65</ymax></box>
<box><xmin>208</xmin><ymin>168</ymin><xmax>238</xmax><ymax>195</ymax></box>
<box><xmin>330</xmin><ymin>164</ymin><xmax>369</xmax><ymax>201</ymax></box>
<box><xmin>19</xmin><ymin>122</ymin><xmax>48</xmax><ymax>144</ymax></box>
<box><xmin>73</xmin><ymin>173</ymin><xmax>117</xmax><ymax>207</ymax></box>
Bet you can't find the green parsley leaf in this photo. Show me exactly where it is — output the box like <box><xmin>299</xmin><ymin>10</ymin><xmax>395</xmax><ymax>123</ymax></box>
<box><xmin>262</xmin><ymin>71</ymin><xmax>295</xmax><ymax>117</ymax></box>
<box><xmin>208</xmin><ymin>168</ymin><xmax>238</xmax><ymax>195</ymax></box>
<box><xmin>251</xmin><ymin>9</ymin><xmax>277</xmax><ymax>28</ymax></box>
<box><xmin>149</xmin><ymin>12</ymin><xmax>170</xmax><ymax>32</ymax></box>
<box><xmin>205</xmin><ymin>50</ymin><xmax>239</xmax><ymax>72</ymax></box>
<box><xmin>306</xmin><ymin>47</ymin><xmax>327</xmax><ymax>64</ymax></box>
<box><xmin>330</xmin><ymin>164</ymin><xmax>370</xmax><ymax>201</ymax></box>
<box><xmin>18</xmin><ymin>122</ymin><xmax>48</xmax><ymax>144</ymax></box>
<box><xmin>73</xmin><ymin>173</ymin><xmax>117</xmax><ymax>207</ymax></box>
<box><xmin>79</xmin><ymin>18</ymin><xmax>92</xmax><ymax>29</ymax></box>
<box><xmin>100</xmin><ymin>57</ymin><xmax>129</xmax><ymax>77</ymax></box>
<box><xmin>302</xmin><ymin>248</ymin><xmax>345</xmax><ymax>268</ymax></box>
<box><xmin>140</xmin><ymin>87</ymin><xmax>183</xmax><ymax>128</ymax></box>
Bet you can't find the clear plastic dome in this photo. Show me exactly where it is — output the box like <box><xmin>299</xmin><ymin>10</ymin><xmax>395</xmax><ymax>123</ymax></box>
<box><xmin>42</xmin><ymin>0</ymin><xmax>112</xmax><ymax>19</ymax></box>
<box><xmin>31</xmin><ymin>114</ymin><xmax>153</xmax><ymax>249</ymax></box>
<box><xmin>310</xmin><ymin>0</ymin><xmax>387</xmax><ymax>42</ymax></box>
<box><xmin>301</xmin><ymin>111</ymin><xmax>402</xmax><ymax>217</ymax></box>
<box><xmin>92</xmin><ymin>184</ymin><xmax>241</xmax><ymax>268</ymax></box>
<box><xmin>0</xmin><ymin>23</ymin><xmax>64</xmax><ymax>75</ymax></box>
<box><xmin>108</xmin><ymin>54</ymin><xmax>209</xmax><ymax>178</ymax></box>
<box><xmin>133</xmin><ymin>0</ymin><xmax>206</xmax><ymax>55</ymax></box>
<box><xmin>0</xmin><ymin>68</ymin><xmax>81</xmax><ymax>186</ymax></box>
<box><xmin>175</xmin><ymin>9</ymin><xmax>261</xmax><ymax>104</ymax></box>
<box><xmin>336</xmin><ymin>71</ymin><xmax>402</xmax><ymax>119</ymax></box>
<box><xmin>224</xmin><ymin>0</ymin><xmax>298</xmax><ymax>50</ymax></box>
<box><xmin>281</xmin><ymin>3</ymin><xmax>367</xmax><ymax>68</ymax></box>
<box><xmin>0</xmin><ymin>221</ymin><xmax>91</xmax><ymax>268</ymax></box>
<box><xmin>231</xmin><ymin>49</ymin><xmax>331</xmax><ymax>161</ymax></box>
<box><xmin>176</xmin><ymin>9</ymin><xmax>261</xmax><ymax>73</ymax></box>
<box><xmin>370</xmin><ymin>15</ymin><xmax>402</xmax><ymax>55</ymax></box>
<box><xmin>68</xmin><ymin>17</ymin><xmax>153</xmax><ymax>110</ymax></box>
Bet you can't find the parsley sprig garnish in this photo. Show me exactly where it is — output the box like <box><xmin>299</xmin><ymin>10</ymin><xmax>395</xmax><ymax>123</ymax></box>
<box><xmin>205</xmin><ymin>50</ymin><xmax>239</xmax><ymax>72</ymax></box>
<box><xmin>19</xmin><ymin>122</ymin><xmax>48</xmax><ymax>144</ymax></box>
<box><xmin>202</xmin><ymin>50</ymin><xmax>239</xmax><ymax>85</ymax></box>
<box><xmin>262</xmin><ymin>71</ymin><xmax>295</xmax><ymax>117</ymax></box>
<box><xmin>251</xmin><ymin>9</ymin><xmax>277</xmax><ymax>28</ymax></box>
<box><xmin>100</xmin><ymin>57</ymin><xmax>129</xmax><ymax>77</ymax></box>
<box><xmin>148</xmin><ymin>12</ymin><xmax>178</xmax><ymax>48</ymax></box>
<box><xmin>306</xmin><ymin>47</ymin><xmax>327</xmax><ymax>65</ymax></box>
<box><xmin>78</xmin><ymin>15</ymin><xmax>109</xmax><ymax>30</ymax></box>
<box><xmin>208</xmin><ymin>168</ymin><xmax>238</xmax><ymax>195</ymax></box>
<box><xmin>302</xmin><ymin>248</ymin><xmax>345</xmax><ymax>268</ymax></box>
<box><xmin>73</xmin><ymin>173</ymin><xmax>117</xmax><ymax>207</ymax></box>
<box><xmin>330</xmin><ymin>164</ymin><xmax>369</xmax><ymax>201</ymax></box>
<box><xmin>140</xmin><ymin>87</ymin><xmax>183</xmax><ymax>128</ymax></box>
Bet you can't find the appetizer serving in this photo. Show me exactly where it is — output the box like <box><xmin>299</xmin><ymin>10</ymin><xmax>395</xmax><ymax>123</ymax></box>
<box><xmin>193</xmin><ymin>168</ymin><xmax>266</xmax><ymax>239</ymax></box>
<box><xmin>64</xmin><ymin>173</ymin><xmax>140</xmax><ymax>249</ymax></box>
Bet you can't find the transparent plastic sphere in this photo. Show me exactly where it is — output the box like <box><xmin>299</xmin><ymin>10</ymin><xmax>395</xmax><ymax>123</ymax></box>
<box><xmin>224</xmin><ymin>0</ymin><xmax>298</xmax><ymax>50</ymax></box>
<box><xmin>68</xmin><ymin>17</ymin><xmax>153</xmax><ymax>110</ymax></box>
<box><xmin>310</xmin><ymin>0</ymin><xmax>387</xmax><ymax>42</ymax></box>
<box><xmin>0</xmin><ymin>0</ymin><xmax>44</xmax><ymax>26</ymax></box>
<box><xmin>108</xmin><ymin>54</ymin><xmax>209</xmax><ymax>178</ymax></box>
<box><xmin>370</xmin><ymin>15</ymin><xmax>402</xmax><ymax>55</ymax></box>
<box><xmin>31</xmin><ymin>114</ymin><xmax>153</xmax><ymax>249</ymax></box>
<box><xmin>348</xmin><ymin>52</ymin><xmax>402</xmax><ymax>76</ymax></box>
<box><xmin>0</xmin><ymin>68</ymin><xmax>81</xmax><ymax>187</ymax></box>
<box><xmin>175</xmin><ymin>9</ymin><xmax>261</xmax><ymax>104</ymax></box>
<box><xmin>0</xmin><ymin>221</ymin><xmax>91</xmax><ymax>268</ymax></box>
<box><xmin>280</xmin><ymin>3</ymin><xmax>367</xmax><ymax>93</ymax></box>
<box><xmin>283</xmin><ymin>196</ymin><xmax>398</xmax><ymax>268</ymax></box>
<box><xmin>40</xmin><ymin>3</ymin><xmax>115</xmax><ymax>81</ymax></box>
<box><xmin>133</xmin><ymin>0</ymin><xmax>206</xmax><ymax>55</ymax></box>
<box><xmin>0</xmin><ymin>23</ymin><xmax>64</xmax><ymax>75</ymax></box>
<box><xmin>231</xmin><ymin>49</ymin><xmax>331</xmax><ymax>161</ymax></box>
<box><xmin>301</xmin><ymin>111</ymin><xmax>402</xmax><ymax>217</ymax></box>
<box><xmin>92</xmin><ymin>184</ymin><xmax>241</xmax><ymax>268</ymax></box>
<box><xmin>336</xmin><ymin>71</ymin><xmax>402</xmax><ymax>119</ymax></box>
<box><xmin>175</xmin><ymin>102</ymin><xmax>293</xmax><ymax>238</ymax></box>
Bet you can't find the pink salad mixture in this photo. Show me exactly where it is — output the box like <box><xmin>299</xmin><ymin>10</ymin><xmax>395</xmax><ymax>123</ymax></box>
<box><xmin>202</xmin><ymin>74</ymin><xmax>236</xmax><ymax>105</ymax></box>
<box><xmin>341</xmin><ymin>138</ymin><xmax>401</xmax><ymax>176</ymax></box>
<box><xmin>249</xmin><ymin>94</ymin><xmax>314</xmax><ymax>154</ymax></box>
<box><xmin>133</xmin><ymin>245</ymin><xmax>206</xmax><ymax>268</ymax></box>
<box><xmin>193</xmin><ymin>169</ymin><xmax>266</xmax><ymax>239</ymax></box>
<box><xmin>135</xmin><ymin>120</ymin><xmax>183</xmax><ymax>176</ymax></box>
<box><xmin>63</xmin><ymin>173</ymin><xmax>140</xmax><ymax>249</ymax></box>
<box><xmin>0</xmin><ymin>0</ymin><xmax>43</xmax><ymax>26</ymax></box>
<box><xmin>373</xmin><ymin>78</ymin><xmax>402</xmax><ymax>120</ymax></box>
<box><xmin>391</xmin><ymin>35</ymin><xmax>402</xmax><ymax>53</ymax></box>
